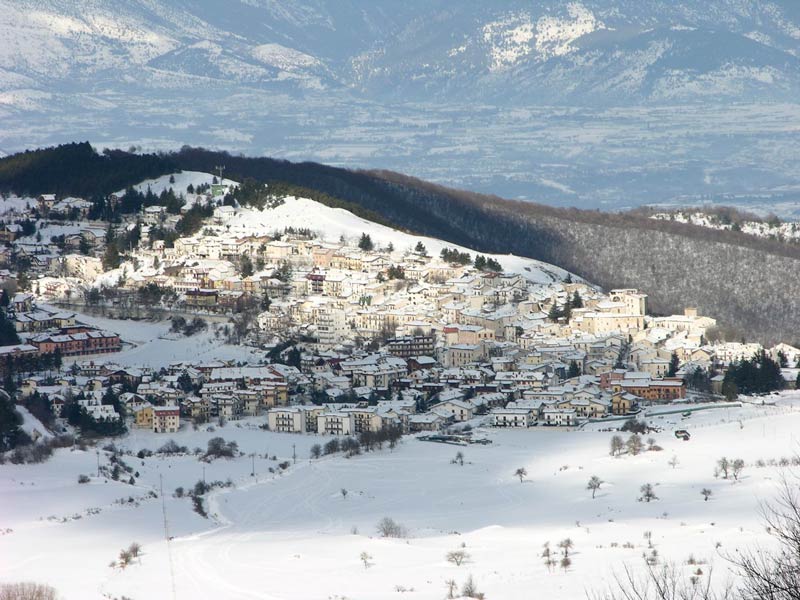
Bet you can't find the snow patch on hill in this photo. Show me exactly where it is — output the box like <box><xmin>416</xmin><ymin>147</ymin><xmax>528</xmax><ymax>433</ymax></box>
<box><xmin>227</xmin><ymin>195</ymin><xmax>571</xmax><ymax>284</ymax></box>
<box><xmin>251</xmin><ymin>43</ymin><xmax>320</xmax><ymax>71</ymax></box>
<box><xmin>482</xmin><ymin>4</ymin><xmax>603</xmax><ymax>71</ymax></box>
<box><xmin>534</xmin><ymin>2</ymin><xmax>605</xmax><ymax>61</ymax></box>
<box><xmin>122</xmin><ymin>171</ymin><xmax>238</xmax><ymax>197</ymax></box>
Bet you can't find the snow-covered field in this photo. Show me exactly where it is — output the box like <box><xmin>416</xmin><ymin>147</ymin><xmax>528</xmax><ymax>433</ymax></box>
<box><xmin>54</xmin><ymin>310</ymin><xmax>264</xmax><ymax>368</ymax></box>
<box><xmin>3</xmin><ymin>395</ymin><xmax>800</xmax><ymax>599</ymax></box>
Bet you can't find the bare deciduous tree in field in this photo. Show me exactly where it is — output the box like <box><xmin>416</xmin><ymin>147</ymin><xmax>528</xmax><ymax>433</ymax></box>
<box><xmin>588</xmin><ymin>475</ymin><xmax>604</xmax><ymax>499</ymax></box>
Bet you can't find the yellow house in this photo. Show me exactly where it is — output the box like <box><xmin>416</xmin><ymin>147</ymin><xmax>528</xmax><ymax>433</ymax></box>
<box><xmin>134</xmin><ymin>405</ymin><xmax>154</xmax><ymax>429</ymax></box>
<box><xmin>611</xmin><ymin>392</ymin><xmax>638</xmax><ymax>415</ymax></box>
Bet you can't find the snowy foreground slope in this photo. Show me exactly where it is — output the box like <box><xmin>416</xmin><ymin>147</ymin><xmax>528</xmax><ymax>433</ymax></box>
<box><xmin>2</xmin><ymin>396</ymin><xmax>800</xmax><ymax>599</ymax></box>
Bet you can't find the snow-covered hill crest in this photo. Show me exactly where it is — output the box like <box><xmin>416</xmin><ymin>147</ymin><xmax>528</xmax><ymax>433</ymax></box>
<box><xmin>224</xmin><ymin>195</ymin><xmax>571</xmax><ymax>284</ymax></box>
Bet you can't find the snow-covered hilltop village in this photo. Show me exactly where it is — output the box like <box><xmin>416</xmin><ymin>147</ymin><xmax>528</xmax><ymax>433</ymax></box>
<box><xmin>1</xmin><ymin>171</ymin><xmax>796</xmax><ymax>436</ymax></box>
<box><xmin>3</xmin><ymin>170</ymin><xmax>800</xmax><ymax>600</ymax></box>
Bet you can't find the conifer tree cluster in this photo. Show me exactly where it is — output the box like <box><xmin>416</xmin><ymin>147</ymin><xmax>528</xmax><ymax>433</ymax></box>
<box><xmin>722</xmin><ymin>350</ymin><xmax>784</xmax><ymax>398</ymax></box>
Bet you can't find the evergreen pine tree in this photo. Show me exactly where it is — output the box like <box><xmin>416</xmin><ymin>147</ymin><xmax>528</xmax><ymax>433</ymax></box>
<box><xmin>667</xmin><ymin>352</ymin><xmax>680</xmax><ymax>377</ymax></box>
<box><xmin>358</xmin><ymin>233</ymin><xmax>374</xmax><ymax>251</ymax></box>
<box><xmin>571</xmin><ymin>290</ymin><xmax>583</xmax><ymax>309</ymax></box>
<box><xmin>567</xmin><ymin>360</ymin><xmax>581</xmax><ymax>379</ymax></box>
<box><xmin>548</xmin><ymin>303</ymin><xmax>561</xmax><ymax>322</ymax></box>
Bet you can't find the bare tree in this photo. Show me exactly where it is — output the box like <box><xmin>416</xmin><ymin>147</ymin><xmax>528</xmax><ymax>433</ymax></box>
<box><xmin>445</xmin><ymin>579</ymin><xmax>458</xmax><ymax>599</ymax></box>
<box><xmin>731</xmin><ymin>459</ymin><xmax>745</xmax><ymax>482</ymax></box>
<box><xmin>558</xmin><ymin>538</ymin><xmax>574</xmax><ymax>558</ymax></box>
<box><xmin>668</xmin><ymin>455</ymin><xmax>679</xmax><ymax>469</ymax></box>
<box><xmin>341</xmin><ymin>488</ymin><xmax>348</xmax><ymax>500</ymax></box>
<box><xmin>446</xmin><ymin>550</ymin><xmax>471</xmax><ymax>566</ymax></box>
<box><xmin>717</xmin><ymin>457</ymin><xmax>731</xmax><ymax>479</ymax></box>
<box><xmin>588</xmin><ymin>563</ymin><xmax>733</xmax><ymax>600</ymax></box>
<box><xmin>627</xmin><ymin>434</ymin><xmax>644</xmax><ymax>456</ymax></box>
<box><xmin>730</xmin><ymin>476</ymin><xmax>800</xmax><ymax>600</ymax></box>
<box><xmin>610</xmin><ymin>435</ymin><xmax>625</xmax><ymax>457</ymax></box>
<box><xmin>588</xmin><ymin>475</ymin><xmax>604</xmax><ymax>499</ymax></box>
<box><xmin>542</xmin><ymin>542</ymin><xmax>554</xmax><ymax>571</ymax></box>
<box><xmin>360</xmin><ymin>551</ymin><xmax>372</xmax><ymax>569</ymax></box>
<box><xmin>591</xmin><ymin>474</ymin><xmax>800</xmax><ymax>600</ymax></box>
<box><xmin>0</xmin><ymin>583</ymin><xmax>59</xmax><ymax>600</ymax></box>
<box><xmin>560</xmin><ymin>556</ymin><xmax>572</xmax><ymax>572</ymax></box>
<box><xmin>515</xmin><ymin>467</ymin><xmax>527</xmax><ymax>482</ymax></box>
<box><xmin>701</xmin><ymin>488</ymin><xmax>713</xmax><ymax>502</ymax></box>
<box><xmin>376</xmin><ymin>517</ymin><xmax>407</xmax><ymax>538</ymax></box>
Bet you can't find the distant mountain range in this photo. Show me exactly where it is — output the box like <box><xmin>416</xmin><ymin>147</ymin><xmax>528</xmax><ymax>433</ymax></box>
<box><xmin>2</xmin><ymin>0</ymin><xmax>799</xmax><ymax>105</ymax></box>
<box><xmin>2</xmin><ymin>1</ymin><xmax>800</xmax><ymax>212</ymax></box>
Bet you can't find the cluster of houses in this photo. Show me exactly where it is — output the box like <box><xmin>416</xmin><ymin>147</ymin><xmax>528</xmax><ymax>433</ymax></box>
<box><xmin>2</xmin><ymin>292</ymin><xmax>121</xmax><ymax>361</ymax></box>
<box><xmin>18</xmin><ymin>359</ymin><xmax>295</xmax><ymax>434</ymax></box>
<box><xmin>3</xmin><ymin>184</ymin><xmax>800</xmax><ymax>440</ymax></box>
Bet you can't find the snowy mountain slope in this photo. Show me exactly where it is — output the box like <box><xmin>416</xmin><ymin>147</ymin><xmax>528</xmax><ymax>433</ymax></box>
<box><xmin>357</xmin><ymin>2</ymin><xmax>800</xmax><ymax>103</ymax></box>
<box><xmin>1</xmin><ymin>0</ymin><xmax>799</xmax><ymax>104</ymax></box>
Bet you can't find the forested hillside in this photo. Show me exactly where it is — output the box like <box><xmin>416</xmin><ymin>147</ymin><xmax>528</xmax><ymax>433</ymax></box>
<box><xmin>0</xmin><ymin>143</ymin><xmax>175</xmax><ymax>198</ymax></box>
<box><xmin>2</xmin><ymin>144</ymin><xmax>798</xmax><ymax>343</ymax></box>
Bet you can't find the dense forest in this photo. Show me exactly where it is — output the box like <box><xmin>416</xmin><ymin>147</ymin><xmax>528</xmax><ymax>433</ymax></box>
<box><xmin>1</xmin><ymin>143</ymin><xmax>798</xmax><ymax>343</ymax></box>
<box><xmin>0</xmin><ymin>142</ymin><xmax>175</xmax><ymax>197</ymax></box>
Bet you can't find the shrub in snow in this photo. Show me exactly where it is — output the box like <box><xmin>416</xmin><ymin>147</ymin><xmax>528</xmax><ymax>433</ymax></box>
<box><xmin>621</xmin><ymin>419</ymin><xmax>649</xmax><ymax>435</ymax></box>
<box><xmin>192</xmin><ymin>495</ymin><xmax>207</xmax><ymax>518</ymax></box>
<box><xmin>78</xmin><ymin>474</ymin><xmax>90</xmax><ymax>484</ymax></box>
<box><xmin>157</xmin><ymin>440</ymin><xmax>187</xmax><ymax>455</ymax></box>
<box><xmin>460</xmin><ymin>574</ymin><xmax>484</xmax><ymax>599</ymax></box>
<box><xmin>204</xmin><ymin>437</ymin><xmax>237</xmax><ymax>460</ymax></box>
<box><xmin>639</xmin><ymin>483</ymin><xmax>658</xmax><ymax>503</ymax></box>
<box><xmin>323</xmin><ymin>439</ymin><xmax>340</xmax><ymax>455</ymax></box>
<box><xmin>446</xmin><ymin>550</ymin><xmax>470</xmax><ymax>566</ymax></box>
